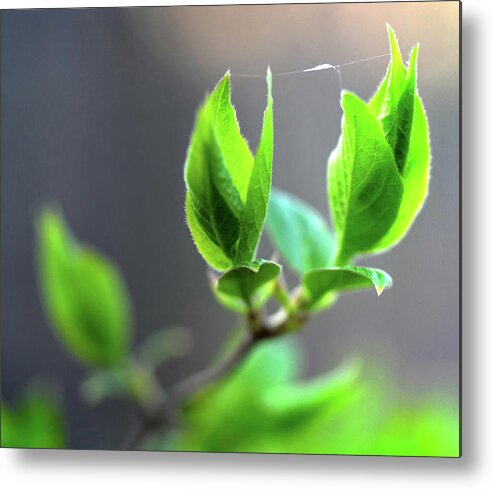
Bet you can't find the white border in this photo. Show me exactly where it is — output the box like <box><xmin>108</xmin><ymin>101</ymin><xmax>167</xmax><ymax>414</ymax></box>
<box><xmin>1</xmin><ymin>0</ymin><xmax>491</xmax><ymax>487</ymax></box>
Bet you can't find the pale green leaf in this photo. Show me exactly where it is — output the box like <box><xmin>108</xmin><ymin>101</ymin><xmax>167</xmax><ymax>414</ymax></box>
<box><xmin>370</xmin><ymin>25</ymin><xmax>418</xmax><ymax>173</ymax></box>
<box><xmin>266</xmin><ymin>188</ymin><xmax>334</xmax><ymax>274</ymax></box>
<box><xmin>368</xmin><ymin>29</ymin><xmax>430</xmax><ymax>253</ymax></box>
<box><xmin>372</xmin><ymin>95</ymin><xmax>430</xmax><ymax>252</ymax></box>
<box><xmin>328</xmin><ymin>92</ymin><xmax>403</xmax><ymax>264</ymax></box>
<box><xmin>80</xmin><ymin>369</ymin><xmax>130</xmax><ymax>405</ymax></box>
<box><xmin>301</xmin><ymin>265</ymin><xmax>392</xmax><ymax>310</ymax></box>
<box><xmin>137</xmin><ymin>326</ymin><xmax>192</xmax><ymax>369</ymax></box>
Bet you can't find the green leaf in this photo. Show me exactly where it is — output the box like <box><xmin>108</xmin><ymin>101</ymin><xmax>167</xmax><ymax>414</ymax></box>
<box><xmin>185</xmin><ymin>194</ymin><xmax>233</xmax><ymax>271</ymax></box>
<box><xmin>261</xmin><ymin>358</ymin><xmax>362</xmax><ymax>423</ymax></box>
<box><xmin>215</xmin><ymin>259</ymin><xmax>281</xmax><ymax>311</ymax></box>
<box><xmin>236</xmin><ymin>68</ymin><xmax>274</xmax><ymax>263</ymax></box>
<box><xmin>1</xmin><ymin>382</ymin><xmax>66</xmax><ymax>448</ymax></box>
<box><xmin>37</xmin><ymin>209</ymin><xmax>132</xmax><ymax>367</ymax></box>
<box><xmin>328</xmin><ymin>92</ymin><xmax>403</xmax><ymax>264</ymax></box>
<box><xmin>301</xmin><ymin>265</ymin><xmax>392</xmax><ymax>311</ymax></box>
<box><xmin>368</xmin><ymin>28</ymin><xmax>430</xmax><ymax>252</ymax></box>
<box><xmin>266</xmin><ymin>188</ymin><xmax>334</xmax><ymax>274</ymax></box>
<box><xmin>370</xmin><ymin>25</ymin><xmax>416</xmax><ymax>173</ymax></box>
<box><xmin>184</xmin><ymin>70</ymin><xmax>273</xmax><ymax>269</ymax></box>
<box><xmin>207</xmin><ymin>72</ymin><xmax>255</xmax><ymax>202</ymax></box>
<box><xmin>184</xmin><ymin>102</ymin><xmax>242</xmax><ymax>263</ymax></box>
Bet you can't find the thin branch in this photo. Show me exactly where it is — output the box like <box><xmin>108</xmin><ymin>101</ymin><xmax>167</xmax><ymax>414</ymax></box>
<box><xmin>171</xmin><ymin>307</ymin><xmax>307</xmax><ymax>403</ymax></box>
<box><xmin>123</xmin><ymin>305</ymin><xmax>309</xmax><ymax>450</ymax></box>
<box><xmin>171</xmin><ymin>330</ymin><xmax>257</xmax><ymax>402</ymax></box>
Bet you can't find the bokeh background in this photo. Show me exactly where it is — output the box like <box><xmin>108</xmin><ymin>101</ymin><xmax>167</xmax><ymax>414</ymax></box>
<box><xmin>1</xmin><ymin>1</ymin><xmax>459</xmax><ymax>450</ymax></box>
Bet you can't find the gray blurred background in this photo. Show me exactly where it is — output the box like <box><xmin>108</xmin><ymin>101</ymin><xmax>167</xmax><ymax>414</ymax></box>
<box><xmin>1</xmin><ymin>2</ymin><xmax>459</xmax><ymax>449</ymax></box>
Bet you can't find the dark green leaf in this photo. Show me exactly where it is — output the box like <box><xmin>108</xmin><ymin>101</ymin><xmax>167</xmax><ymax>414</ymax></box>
<box><xmin>266</xmin><ymin>188</ymin><xmax>334</xmax><ymax>274</ymax></box>
<box><xmin>301</xmin><ymin>265</ymin><xmax>392</xmax><ymax>311</ymax></box>
<box><xmin>37</xmin><ymin>210</ymin><xmax>132</xmax><ymax>367</ymax></box>
<box><xmin>184</xmin><ymin>101</ymin><xmax>242</xmax><ymax>263</ymax></box>
<box><xmin>328</xmin><ymin>91</ymin><xmax>403</xmax><ymax>264</ymax></box>
<box><xmin>185</xmin><ymin>194</ymin><xmax>233</xmax><ymax>271</ymax></box>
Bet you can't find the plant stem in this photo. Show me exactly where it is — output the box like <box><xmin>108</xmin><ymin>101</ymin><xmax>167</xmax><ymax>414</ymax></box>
<box><xmin>123</xmin><ymin>307</ymin><xmax>309</xmax><ymax>450</ymax></box>
<box><xmin>171</xmin><ymin>306</ymin><xmax>307</xmax><ymax>402</ymax></box>
<box><xmin>171</xmin><ymin>331</ymin><xmax>256</xmax><ymax>402</ymax></box>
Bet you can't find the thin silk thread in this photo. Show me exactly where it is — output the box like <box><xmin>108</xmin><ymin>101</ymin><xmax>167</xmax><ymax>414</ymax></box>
<box><xmin>231</xmin><ymin>52</ymin><xmax>390</xmax><ymax>96</ymax></box>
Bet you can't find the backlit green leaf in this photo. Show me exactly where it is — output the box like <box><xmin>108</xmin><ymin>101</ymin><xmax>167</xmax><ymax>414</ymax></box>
<box><xmin>207</xmin><ymin>72</ymin><xmax>254</xmax><ymax>202</ymax></box>
<box><xmin>368</xmin><ymin>28</ymin><xmax>430</xmax><ymax>252</ymax></box>
<box><xmin>185</xmin><ymin>70</ymin><xmax>273</xmax><ymax>269</ymax></box>
<box><xmin>328</xmin><ymin>91</ymin><xmax>403</xmax><ymax>264</ymax></box>
<box><xmin>301</xmin><ymin>265</ymin><xmax>392</xmax><ymax>311</ymax></box>
<box><xmin>215</xmin><ymin>259</ymin><xmax>281</xmax><ymax>311</ymax></box>
<box><xmin>37</xmin><ymin>210</ymin><xmax>132</xmax><ymax>367</ymax></box>
<box><xmin>266</xmin><ymin>188</ymin><xmax>334</xmax><ymax>274</ymax></box>
<box><xmin>184</xmin><ymin>101</ymin><xmax>242</xmax><ymax>263</ymax></box>
<box><xmin>370</xmin><ymin>25</ymin><xmax>416</xmax><ymax>173</ymax></box>
<box><xmin>236</xmin><ymin>69</ymin><xmax>274</xmax><ymax>263</ymax></box>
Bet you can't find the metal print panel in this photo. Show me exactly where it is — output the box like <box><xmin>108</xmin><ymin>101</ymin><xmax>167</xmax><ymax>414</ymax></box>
<box><xmin>0</xmin><ymin>1</ymin><xmax>461</xmax><ymax>456</ymax></box>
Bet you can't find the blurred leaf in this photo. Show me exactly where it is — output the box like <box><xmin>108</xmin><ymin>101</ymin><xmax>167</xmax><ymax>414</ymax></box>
<box><xmin>162</xmin><ymin>337</ymin><xmax>459</xmax><ymax>457</ymax></box>
<box><xmin>266</xmin><ymin>188</ymin><xmax>334</xmax><ymax>274</ymax></box>
<box><xmin>261</xmin><ymin>358</ymin><xmax>362</xmax><ymax>424</ymax></box>
<box><xmin>80</xmin><ymin>369</ymin><xmax>130</xmax><ymax>405</ymax></box>
<box><xmin>80</xmin><ymin>362</ymin><xmax>159</xmax><ymax>410</ymax></box>
<box><xmin>301</xmin><ymin>265</ymin><xmax>392</xmax><ymax>311</ymax></box>
<box><xmin>136</xmin><ymin>326</ymin><xmax>192</xmax><ymax>369</ymax></box>
<box><xmin>184</xmin><ymin>70</ymin><xmax>273</xmax><ymax>269</ymax></box>
<box><xmin>328</xmin><ymin>91</ymin><xmax>403</xmax><ymax>264</ymax></box>
<box><xmin>37</xmin><ymin>209</ymin><xmax>132</xmax><ymax>367</ymax></box>
<box><xmin>372</xmin><ymin>400</ymin><xmax>460</xmax><ymax>457</ymax></box>
<box><xmin>1</xmin><ymin>382</ymin><xmax>66</xmax><ymax>448</ymax></box>
<box><xmin>236</xmin><ymin>69</ymin><xmax>274</xmax><ymax>263</ymax></box>
<box><xmin>215</xmin><ymin>259</ymin><xmax>281</xmax><ymax>312</ymax></box>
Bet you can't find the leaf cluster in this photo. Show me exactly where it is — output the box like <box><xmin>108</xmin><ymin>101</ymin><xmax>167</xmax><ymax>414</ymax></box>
<box><xmin>185</xmin><ymin>25</ymin><xmax>430</xmax><ymax>319</ymax></box>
